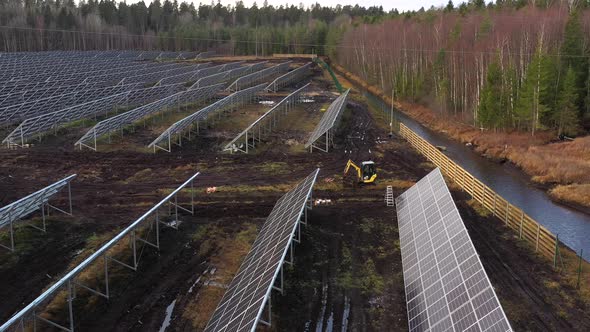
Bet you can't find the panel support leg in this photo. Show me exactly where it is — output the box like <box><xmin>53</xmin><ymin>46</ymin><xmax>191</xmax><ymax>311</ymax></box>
<box><xmin>258</xmin><ymin>297</ymin><xmax>272</xmax><ymax>327</ymax></box>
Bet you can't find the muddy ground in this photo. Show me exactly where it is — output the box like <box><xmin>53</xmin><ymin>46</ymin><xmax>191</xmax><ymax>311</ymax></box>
<box><xmin>1</xmin><ymin>68</ymin><xmax>589</xmax><ymax>332</ymax></box>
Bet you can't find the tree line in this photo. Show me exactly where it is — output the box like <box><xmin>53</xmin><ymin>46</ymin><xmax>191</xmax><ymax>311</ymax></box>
<box><xmin>337</xmin><ymin>1</ymin><xmax>590</xmax><ymax>136</ymax></box>
<box><xmin>2</xmin><ymin>0</ymin><xmax>590</xmax><ymax>136</ymax></box>
<box><xmin>0</xmin><ymin>0</ymin><xmax>385</xmax><ymax>53</ymax></box>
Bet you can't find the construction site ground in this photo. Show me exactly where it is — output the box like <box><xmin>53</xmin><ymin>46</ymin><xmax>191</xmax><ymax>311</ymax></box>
<box><xmin>1</xmin><ymin>67</ymin><xmax>589</xmax><ymax>331</ymax></box>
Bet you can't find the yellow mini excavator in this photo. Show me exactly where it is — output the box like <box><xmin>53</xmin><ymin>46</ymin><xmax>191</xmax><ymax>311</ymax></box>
<box><xmin>343</xmin><ymin>159</ymin><xmax>377</xmax><ymax>184</ymax></box>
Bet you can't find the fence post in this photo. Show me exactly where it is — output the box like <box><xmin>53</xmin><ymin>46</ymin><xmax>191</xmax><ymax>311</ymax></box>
<box><xmin>536</xmin><ymin>225</ymin><xmax>540</xmax><ymax>252</ymax></box>
<box><xmin>505</xmin><ymin>203</ymin><xmax>509</xmax><ymax>226</ymax></box>
<box><xmin>519</xmin><ymin>211</ymin><xmax>524</xmax><ymax>239</ymax></box>
<box><xmin>577</xmin><ymin>249</ymin><xmax>583</xmax><ymax>289</ymax></box>
<box><xmin>493</xmin><ymin>194</ymin><xmax>497</xmax><ymax>217</ymax></box>
<box><xmin>554</xmin><ymin>234</ymin><xmax>559</xmax><ymax>268</ymax></box>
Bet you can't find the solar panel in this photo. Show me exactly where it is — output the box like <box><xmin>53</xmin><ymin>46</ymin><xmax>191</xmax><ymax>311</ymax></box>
<box><xmin>149</xmin><ymin>83</ymin><xmax>266</xmax><ymax>152</ymax></box>
<box><xmin>396</xmin><ymin>168</ymin><xmax>512</xmax><ymax>332</ymax></box>
<box><xmin>204</xmin><ymin>168</ymin><xmax>320</xmax><ymax>332</ymax></box>
<box><xmin>0</xmin><ymin>83</ymin><xmax>144</xmax><ymax>125</ymax></box>
<box><xmin>196</xmin><ymin>51</ymin><xmax>216</xmax><ymax>59</ymax></box>
<box><xmin>227</xmin><ymin>62</ymin><xmax>291</xmax><ymax>91</ymax></box>
<box><xmin>305</xmin><ymin>88</ymin><xmax>350</xmax><ymax>152</ymax></box>
<box><xmin>224</xmin><ymin>82</ymin><xmax>311</xmax><ymax>153</ymax></box>
<box><xmin>0</xmin><ymin>174</ymin><xmax>76</xmax><ymax>251</ymax></box>
<box><xmin>2</xmin><ymin>84</ymin><xmax>186</xmax><ymax>148</ymax></box>
<box><xmin>0</xmin><ymin>172</ymin><xmax>199</xmax><ymax>331</ymax></box>
<box><xmin>76</xmin><ymin>84</ymin><xmax>224</xmax><ymax>151</ymax></box>
<box><xmin>266</xmin><ymin>62</ymin><xmax>312</xmax><ymax>92</ymax></box>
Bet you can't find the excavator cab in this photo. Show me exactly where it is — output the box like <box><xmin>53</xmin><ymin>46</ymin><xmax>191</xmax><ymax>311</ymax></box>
<box><xmin>361</xmin><ymin>161</ymin><xmax>376</xmax><ymax>182</ymax></box>
<box><xmin>344</xmin><ymin>159</ymin><xmax>377</xmax><ymax>184</ymax></box>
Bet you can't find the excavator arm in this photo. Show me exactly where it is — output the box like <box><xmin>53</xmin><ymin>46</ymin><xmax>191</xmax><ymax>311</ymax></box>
<box><xmin>343</xmin><ymin>159</ymin><xmax>362</xmax><ymax>181</ymax></box>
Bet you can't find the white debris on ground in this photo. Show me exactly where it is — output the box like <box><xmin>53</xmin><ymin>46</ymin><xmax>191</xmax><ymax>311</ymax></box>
<box><xmin>206</xmin><ymin>187</ymin><xmax>217</xmax><ymax>194</ymax></box>
<box><xmin>314</xmin><ymin>198</ymin><xmax>333</xmax><ymax>206</ymax></box>
<box><xmin>258</xmin><ymin>100</ymin><xmax>275</xmax><ymax>105</ymax></box>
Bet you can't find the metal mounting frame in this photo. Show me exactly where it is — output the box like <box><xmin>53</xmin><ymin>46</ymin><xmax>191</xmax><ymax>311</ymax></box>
<box><xmin>0</xmin><ymin>172</ymin><xmax>199</xmax><ymax>332</ymax></box>
<box><xmin>0</xmin><ymin>174</ymin><xmax>76</xmax><ymax>252</ymax></box>
<box><xmin>203</xmin><ymin>169</ymin><xmax>319</xmax><ymax>332</ymax></box>
<box><xmin>224</xmin><ymin>83</ymin><xmax>311</xmax><ymax>154</ymax></box>
<box><xmin>306</xmin><ymin>89</ymin><xmax>350</xmax><ymax>153</ymax></box>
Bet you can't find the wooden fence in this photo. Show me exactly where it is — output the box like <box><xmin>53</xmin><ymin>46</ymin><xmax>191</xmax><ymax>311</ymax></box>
<box><xmin>399</xmin><ymin>123</ymin><xmax>557</xmax><ymax>261</ymax></box>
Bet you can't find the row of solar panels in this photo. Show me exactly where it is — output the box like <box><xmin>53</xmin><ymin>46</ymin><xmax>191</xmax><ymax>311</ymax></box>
<box><xmin>0</xmin><ymin>60</ymin><xmax>308</xmax><ymax>129</ymax></box>
<box><xmin>223</xmin><ymin>82</ymin><xmax>312</xmax><ymax>153</ymax></box>
<box><xmin>0</xmin><ymin>134</ymin><xmax>514</xmax><ymax>331</ymax></box>
<box><xmin>0</xmin><ymin>63</ymin><xmax>292</xmax><ymax>146</ymax></box>
<box><xmin>0</xmin><ymin>50</ymin><xmax>215</xmax><ymax>84</ymax></box>
<box><xmin>204</xmin><ymin>167</ymin><xmax>513</xmax><ymax>332</ymax></box>
<box><xmin>0</xmin><ymin>50</ymin><xmax>213</xmax><ymax>66</ymax></box>
<box><xmin>77</xmin><ymin>62</ymin><xmax>311</xmax><ymax>152</ymax></box>
<box><xmin>0</xmin><ymin>172</ymin><xmax>201</xmax><ymax>331</ymax></box>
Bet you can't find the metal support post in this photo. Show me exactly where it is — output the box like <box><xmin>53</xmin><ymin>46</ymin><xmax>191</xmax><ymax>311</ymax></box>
<box><xmin>67</xmin><ymin>281</ymin><xmax>74</xmax><ymax>332</ymax></box>
<box><xmin>272</xmin><ymin>266</ymin><xmax>284</xmax><ymax>294</ymax></box>
<box><xmin>258</xmin><ymin>298</ymin><xmax>272</xmax><ymax>327</ymax></box>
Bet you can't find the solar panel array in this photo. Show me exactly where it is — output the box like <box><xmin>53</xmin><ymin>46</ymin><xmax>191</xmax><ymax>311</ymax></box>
<box><xmin>0</xmin><ymin>83</ymin><xmax>145</xmax><ymax>125</ymax></box>
<box><xmin>9</xmin><ymin>60</ymin><xmax>153</xmax><ymax>86</ymax></box>
<box><xmin>0</xmin><ymin>174</ymin><xmax>76</xmax><ymax>251</ymax></box>
<box><xmin>190</xmin><ymin>65</ymin><xmax>251</xmax><ymax>88</ymax></box>
<box><xmin>76</xmin><ymin>84</ymin><xmax>224</xmax><ymax>150</ymax></box>
<box><xmin>155</xmin><ymin>63</ymin><xmax>212</xmax><ymax>86</ymax></box>
<box><xmin>305</xmin><ymin>88</ymin><xmax>350</xmax><ymax>152</ymax></box>
<box><xmin>196</xmin><ymin>51</ymin><xmax>216</xmax><ymax>59</ymax></box>
<box><xmin>138</xmin><ymin>51</ymin><xmax>163</xmax><ymax>60</ymax></box>
<box><xmin>227</xmin><ymin>62</ymin><xmax>291</xmax><ymax>91</ymax></box>
<box><xmin>396</xmin><ymin>168</ymin><xmax>512</xmax><ymax>332</ymax></box>
<box><xmin>1</xmin><ymin>56</ymin><xmax>139</xmax><ymax>82</ymax></box>
<box><xmin>81</xmin><ymin>62</ymin><xmax>185</xmax><ymax>85</ymax></box>
<box><xmin>0</xmin><ymin>172</ymin><xmax>199</xmax><ymax>331</ymax></box>
<box><xmin>224</xmin><ymin>83</ymin><xmax>311</xmax><ymax>154</ymax></box>
<box><xmin>0</xmin><ymin>81</ymin><xmax>104</xmax><ymax>108</ymax></box>
<box><xmin>266</xmin><ymin>62</ymin><xmax>312</xmax><ymax>92</ymax></box>
<box><xmin>204</xmin><ymin>168</ymin><xmax>320</xmax><ymax>332</ymax></box>
<box><xmin>149</xmin><ymin>83</ymin><xmax>267</xmax><ymax>152</ymax></box>
<box><xmin>179</xmin><ymin>51</ymin><xmax>199</xmax><ymax>59</ymax></box>
<box><xmin>2</xmin><ymin>83</ymin><xmax>186</xmax><ymax>148</ymax></box>
<box><xmin>117</xmin><ymin>64</ymin><xmax>201</xmax><ymax>86</ymax></box>
<box><xmin>1</xmin><ymin>59</ymin><xmax>186</xmax><ymax>91</ymax></box>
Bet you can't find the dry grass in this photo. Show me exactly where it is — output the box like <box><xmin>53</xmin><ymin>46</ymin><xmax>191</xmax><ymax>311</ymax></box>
<box><xmin>507</xmin><ymin>137</ymin><xmax>590</xmax><ymax>184</ymax></box>
<box><xmin>466</xmin><ymin>199</ymin><xmax>492</xmax><ymax>217</ymax></box>
<box><xmin>41</xmin><ymin>230</ymin><xmax>124</xmax><ymax>322</ymax></box>
<box><xmin>182</xmin><ymin>222</ymin><xmax>258</xmax><ymax>330</ymax></box>
<box><xmin>550</xmin><ymin>184</ymin><xmax>590</xmax><ymax>207</ymax></box>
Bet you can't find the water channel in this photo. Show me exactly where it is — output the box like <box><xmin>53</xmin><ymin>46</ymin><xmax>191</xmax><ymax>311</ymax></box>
<box><xmin>363</xmin><ymin>92</ymin><xmax>590</xmax><ymax>259</ymax></box>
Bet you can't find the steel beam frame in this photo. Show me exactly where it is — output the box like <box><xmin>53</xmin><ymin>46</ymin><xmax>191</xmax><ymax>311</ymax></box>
<box><xmin>224</xmin><ymin>83</ymin><xmax>310</xmax><ymax>154</ymax></box>
<box><xmin>253</xmin><ymin>179</ymin><xmax>315</xmax><ymax>330</ymax></box>
<box><xmin>305</xmin><ymin>89</ymin><xmax>350</xmax><ymax>153</ymax></box>
<box><xmin>149</xmin><ymin>83</ymin><xmax>266</xmax><ymax>153</ymax></box>
<box><xmin>0</xmin><ymin>173</ymin><xmax>199</xmax><ymax>332</ymax></box>
<box><xmin>0</xmin><ymin>174</ymin><xmax>76</xmax><ymax>252</ymax></box>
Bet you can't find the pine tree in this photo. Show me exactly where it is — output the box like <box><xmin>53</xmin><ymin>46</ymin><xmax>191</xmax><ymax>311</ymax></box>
<box><xmin>554</xmin><ymin>67</ymin><xmax>581</xmax><ymax>136</ymax></box>
<box><xmin>562</xmin><ymin>11</ymin><xmax>588</xmax><ymax>113</ymax></box>
<box><xmin>444</xmin><ymin>0</ymin><xmax>454</xmax><ymax>12</ymax></box>
<box><xmin>515</xmin><ymin>48</ymin><xmax>552</xmax><ymax>134</ymax></box>
<box><xmin>479</xmin><ymin>60</ymin><xmax>505</xmax><ymax>130</ymax></box>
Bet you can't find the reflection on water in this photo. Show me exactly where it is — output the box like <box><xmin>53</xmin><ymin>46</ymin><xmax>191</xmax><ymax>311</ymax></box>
<box><xmin>364</xmin><ymin>92</ymin><xmax>590</xmax><ymax>259</ymax></box>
